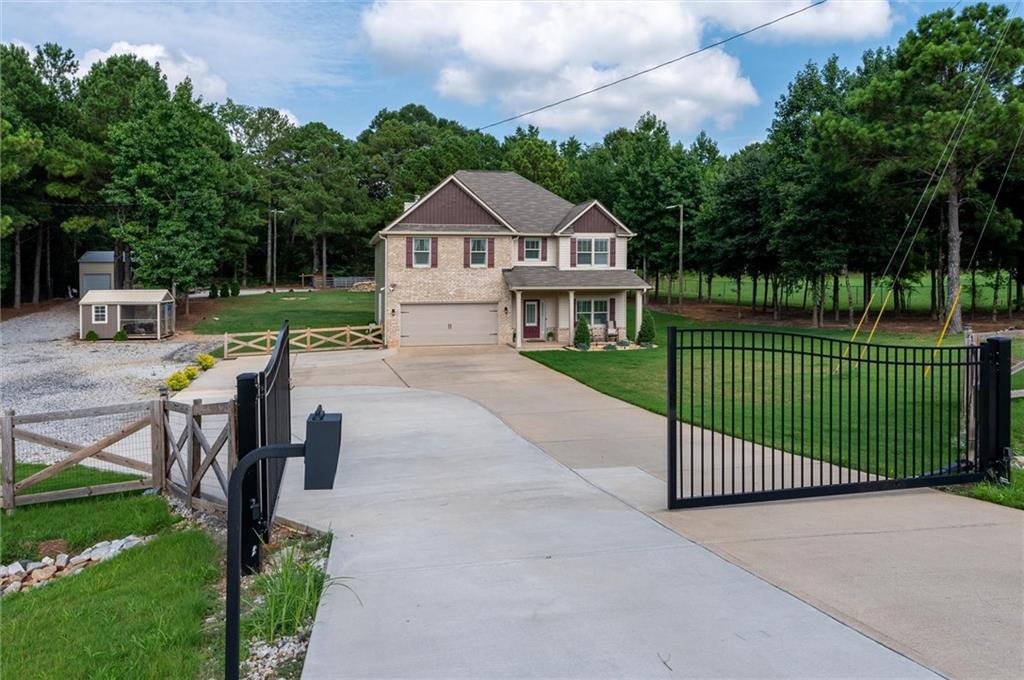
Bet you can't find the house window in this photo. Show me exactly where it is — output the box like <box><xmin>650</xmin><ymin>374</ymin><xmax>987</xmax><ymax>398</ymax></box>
<box><xmin>575</xmin><ymin>298</ymin><xmax>609</xmax><ymax>327</ymax></box>
<box><xmin>576</xmin><ymin>238</ymin><xmax>609</xmax><ymax>267</ymax></box>
<box><xmin>470</xmin><ymin>238</ymin><xmax>488</xmax><ymax>267</ymax></box>
<box><xmin>524</xmin><ymin>238</ymin><xmax>541</xmax><ymax>261</ymax></box>
<box><xmin>92</xmin><ymin>305</ymin><xmax>108</xmax><ymax>324</ymax></box>
<box><xmin>413</xmin><ymin>238</ymin><xmax>431</xmax><ymax>267</ymax></box>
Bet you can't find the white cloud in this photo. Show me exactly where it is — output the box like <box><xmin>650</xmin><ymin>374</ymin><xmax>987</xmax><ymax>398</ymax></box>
<box><xmin>278</xmin><ymin>108</ymin><xmax>300</xmax><ymax>126</ymax></box>
<box><xmin>79</xmin><ymin>42</ymin><xmax>228</xmax><ymax>100</ymax></box>
<box><xmin>361</xmin><ymin>0</ymin><xmax>893</xmax><ymax>136</ymax></box>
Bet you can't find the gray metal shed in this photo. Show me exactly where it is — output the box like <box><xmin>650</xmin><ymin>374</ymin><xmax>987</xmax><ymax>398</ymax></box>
<box><xmin>78</xmin><ymin>251</ymin><xmax>116</xmax><ymax>296</ymax></box>
<box><xmin>79</xmin><ymin>289</ymin><xmax>175</xmax><ymax>340</ymax></box>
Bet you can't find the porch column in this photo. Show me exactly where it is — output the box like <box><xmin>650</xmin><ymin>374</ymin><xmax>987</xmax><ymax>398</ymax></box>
<box><xmin>156</xmin><ymin>303</ymin><xmax>161</xmax><ymax>340</ymax></box>
<box><xmin>515</xmin><ymin>289</ymin><xmax>523</xmax><ymax>348</ymax></box>
<box><xmin>635</xmin><ymin>290</ymin><xmax>643</xmax><ymax>342</ymax></box>
<box><xmin>568</xmin><ymin>289</ymin><xmax>575</xmax><ymax>343</ymax></box>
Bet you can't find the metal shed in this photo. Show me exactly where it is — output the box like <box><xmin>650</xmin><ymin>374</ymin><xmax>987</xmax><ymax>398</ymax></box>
<box><xmin>79</xmin><ymin>289</ymin><xmax>175</xmax><ymax>340</ymax></box>
<box><xmin>78</xmin><ymin>251</ymin><xmax>116</xmax><ymax>295</ymax></box>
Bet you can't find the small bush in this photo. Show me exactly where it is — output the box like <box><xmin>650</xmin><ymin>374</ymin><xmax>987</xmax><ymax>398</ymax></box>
<box><xmin>196</xmin><ymin>353</ymin><xmax>215</xmax><ymax>370</ymax></box>
<box><xmin>166</xmin><ymin>371</ymin><xmax>190</xmax><ymax>391</ymax></box>
<box><xmin>546</xmin><ymin>330</ymin><xmax>555</xmax><ymax>341</ymax></box>
<box><xmin>112</xmin><ymin>329</ymin><xmax>128</xmax><ymax>341</ymax></box>
<box><xmin>617</xmin><ymin>339</ymin><xmax>631</xmax><ymax>347</ymax></box>
<box><xmin>208</xmin><ymin>283</ymin><xmax>218</xmax><ymax>299</ymax></box>
<box><xmin>603</xmin><ymin>343</ymin><xmax>617</xmax><ymax>351</ymax></box>
<box><xmin>219</xmin><ymin>282</ymin><xmax>230</xmax><ymax>298</ymax></box>
<box><xmin>575</xmin><ymin>342</ymin><xmax>590</xmax><ymax>351</ymax></box>
<box><xmin>246</xmin><ymin>546</ymin><xmax>343</xmax><ymax>642</ymax></box>
<box><xmin>636</xmin><ymin>310</ymin><xmax>656</xmax><ymax>344</ymax></box>
<box><xmin>183</xmin><ymin>365</ymin><xmax>200</xmax><ymax>380</ymax></box>
<box><xmin>573</xmin><ymin>316</ymin><xmax>591</xmax><ymax>347</ymax></box>
<box><xmin>230</xmin><ymin>280</ymin><xmax>240</xmax><ymax>297</ymax></box>
<box><xmin>84</xmin><ymin>330</ymin><xmax>99</xmax><ymax>341</ymax></box>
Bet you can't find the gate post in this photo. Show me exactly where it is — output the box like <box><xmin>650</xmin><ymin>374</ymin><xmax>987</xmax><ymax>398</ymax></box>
<box><xmin>235</xmin><ymin>372</ymin><xmax>263</xmax><ymax>574</ymax></box>
<box><xmin>979</xmin><ymin>337</ymin><xmax>1011</xmax><ymax>481</ymax></box>
<box><xmin>666</xmin><ymin>326</ymin><xmax>678</xmax><ymax>509</ymax></box>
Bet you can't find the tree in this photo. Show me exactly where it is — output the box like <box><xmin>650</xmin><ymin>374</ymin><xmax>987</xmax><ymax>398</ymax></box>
<box><xmin>502</xmin><ymin>126</ymin><xmax>570</xmax><ymax>195</ymax></box>
<box><xmin>830</xmin><ymin>4</ymin><xmax>1024</xmax><ymax>333</ymax></box>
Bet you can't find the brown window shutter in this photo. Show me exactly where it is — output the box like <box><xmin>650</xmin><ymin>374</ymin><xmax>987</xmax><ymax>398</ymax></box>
<box><xmin>406</xmin><ymin>237</ymin><xmax>412</xmax><ymax>268</ymax></box>
<box><xmin>431</xmin><ymin>237</ymin><xmax>438</xmax><ymax>268</ymax></box>
<box><xmin>609</xmin><ymin>239</ymin><xmax>616</xmax><ymax>267</ymax></box>
<box><xmin>464</xmin><ymin>238</ymin><xmax>470</xmax><ymax>267</ymax></box>
<box><xmin>570</xmin><ymin>238</ymin><xmax>577</xmax><ymax>267</ymax></box>
<box><xmin>487</xmin><ymin>238</ymin><xmax>495</xmax><ymax>268</ymax></box>
<box><xmin>610</xmin><ymin>297</ymin><xmax>616</xmax><ymax>325</ymax></box>
<box><xmin>541</xmin><ymin>238</ymin><xmax>547</xmax><ymax>261</ymax></box>
<box><xmin>518</xmin><ymin>238</ymin><xmax>525</xmax><ymax>261</ymax></box>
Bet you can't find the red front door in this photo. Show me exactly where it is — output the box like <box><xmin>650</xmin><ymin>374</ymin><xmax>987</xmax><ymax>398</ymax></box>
<box><xmin>523</xmin><ymin>299</ymin><xmax>540</xmax><ymax>339</ymax></box>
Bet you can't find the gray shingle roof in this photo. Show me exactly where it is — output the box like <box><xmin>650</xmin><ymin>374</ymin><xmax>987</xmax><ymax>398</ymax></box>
<box><xmin>503</xmin><ymin>267</ymin><xmax>650</xmax><ymax>290</ymax></box>
<box><xmin>78</xmin><ymin>250</ymin><xmax>115</xmax><ymax>263</ymax></box>
<box><xmin>390</xmin><ymin>224</ymin><xmax>509</xmax><ymax>234</ymax></box>
<box><xmin>455</xmin><ymin>171</ymin><xmax>574</xmax><ymax>234</ymax></box>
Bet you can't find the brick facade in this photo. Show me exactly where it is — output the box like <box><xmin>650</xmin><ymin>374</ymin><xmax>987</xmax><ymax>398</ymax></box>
<box><xmin>381</xmin><ymin>235</ymin><xmax>515</xmax><ymax>347</ymax></box>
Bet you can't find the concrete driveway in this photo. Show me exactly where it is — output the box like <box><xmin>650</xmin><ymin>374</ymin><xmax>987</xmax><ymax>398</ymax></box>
<box><xmin>275</xmin><ymin>346</ymin><xmax>1023</xmax><ymax>680</ymax></box>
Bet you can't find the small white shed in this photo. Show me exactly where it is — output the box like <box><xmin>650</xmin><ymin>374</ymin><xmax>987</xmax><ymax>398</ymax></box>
<box><xmin>79</xmin><ymin>289</ymin><xmax>175</xmax><ymax>340</ymax></box>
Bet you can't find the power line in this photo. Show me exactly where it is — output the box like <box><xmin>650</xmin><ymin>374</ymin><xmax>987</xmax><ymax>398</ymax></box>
<box><xmin>475</xmin><ymin>0</ymin><xmax>829</xmax><ymax>132</ymax></box>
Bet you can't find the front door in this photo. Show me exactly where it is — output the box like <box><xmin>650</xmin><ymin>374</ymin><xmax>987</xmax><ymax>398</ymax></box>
<box><xmin>523</xmin><ymin>299</ymin><xmax>540</xmax><ymax>339</ymax></box>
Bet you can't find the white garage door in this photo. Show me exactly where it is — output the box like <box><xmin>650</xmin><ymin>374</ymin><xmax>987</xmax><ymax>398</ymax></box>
<box><xmin>401</xmin><ymin>303</ymin><xmax>498</xmax><ymax>346</ymax></box>
<box><xmin>81</xmin><ymin>273</ymin><xmax>112</xmax><ymax>295</ymax></box>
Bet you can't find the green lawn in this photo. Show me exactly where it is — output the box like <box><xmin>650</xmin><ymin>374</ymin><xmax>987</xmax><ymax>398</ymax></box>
<box><xmin>1</xmin><ymin>529</ymin><xmax>219</xmax><ymax>680</ymax></box>
<box><xmin>192</xmin><ymin>290</ymin><xmax>375</xmax><ymax>335</ymax></box>
<box><xmin>956</xmin><ymin>470</ymin><xmax>1023</xmax><ymax>509</ymax></box>
<box><xmin>13</xmin><ymin>461</ymin><xmax>139</xmax><ymax>497</ymax></box>
<box><xmin>526</xmin><ymin>309</ymin><xmax>973</xmax><ymax>479</ymax></box>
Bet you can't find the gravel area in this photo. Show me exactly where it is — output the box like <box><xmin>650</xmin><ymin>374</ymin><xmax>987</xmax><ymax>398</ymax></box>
<box><xmin>1</xmin><ymin>301</ymin><xmax>218</xmax><ymax>462</ymax></box>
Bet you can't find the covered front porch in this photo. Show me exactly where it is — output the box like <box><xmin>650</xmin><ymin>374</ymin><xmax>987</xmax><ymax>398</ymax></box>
<box><xmin>503</xmin><ymin>268</ymin><xmax>650</xmax><ymax>349</ymax></box>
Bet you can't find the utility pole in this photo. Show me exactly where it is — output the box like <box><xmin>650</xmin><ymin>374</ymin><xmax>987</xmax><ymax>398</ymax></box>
<box><xmin>270</xmin><ymin>209</ymin><xmax>283</xmax><ymax>293</ymax></box>
<box><xmin>664</xmin><ymin>202</ymin><xmax>685</xmax><ymax>306</ymax></box>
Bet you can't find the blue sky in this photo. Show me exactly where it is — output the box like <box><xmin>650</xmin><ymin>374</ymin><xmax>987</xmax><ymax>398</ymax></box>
<box><xmin>3</xmin><ymin>1</ymin><xmax>963</xmax><ymax>153</ymax></box>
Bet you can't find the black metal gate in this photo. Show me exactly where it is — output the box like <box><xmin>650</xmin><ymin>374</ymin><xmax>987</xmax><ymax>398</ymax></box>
<box><xmin>236</xmin><ymin>321</ymin><xmax>292</xmax><ymax>571</ymax></box>
<box><xmin>666</xmin><ymin>327</ymin><xmax>1011</xmax><ymax>509</ymax></box>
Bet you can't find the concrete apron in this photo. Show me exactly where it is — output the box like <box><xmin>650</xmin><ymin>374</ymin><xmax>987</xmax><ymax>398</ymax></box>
<box><xmin>277</xmin><ymin>384</ymin><xmax>934</xmax><ymax>679</ymax></box>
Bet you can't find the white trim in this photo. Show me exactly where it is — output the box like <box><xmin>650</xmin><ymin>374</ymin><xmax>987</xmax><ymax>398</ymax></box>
<box><xmin>573</xmin><ymin>237</ymin><xmax>611</xmax><ymax>268</ymax></box>
<box><xmin>574</xmin><ymin>296</ymin><xmax>610</xmax><ymax>328</ymax></box>
<box><xmin>92</xmin><ymin>304</ymin><xmax>108</xmax><ymax>324</ymax></box>
<box><xmin>378</xmin><ymin>175</ymin><xmax>518</xmax><ymax>235</ymax></box>
<box><xmin>469</xmin><ymin>237</ymin><xmax>488</xmax><ymax>268</ymax></box>
<box><xmin>79</xmin><ymin>304</ymin><xmax>84</xmax><ymax>339</ymax></box>
<box><xmin>412</xmin><ymin>237</ymin><xmax>432</xmax><ymax>268</ymax></box>
<box><xmin>554</xmin><ymin>200</ymin><xmax>634</xmax><ymax>236</ymax></box>
<box><xmin>522</xmin><ymin>237</ymin><xmax>542</xmax><ymax>261</ymax></box>
<box><xmin>507</xmin><ymin>285</ymin><xmax>650</xmax><ymax>291</ymax></box>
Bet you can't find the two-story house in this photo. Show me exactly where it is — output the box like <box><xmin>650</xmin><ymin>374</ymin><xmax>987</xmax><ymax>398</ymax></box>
<box><xmin>372</xmin><ymin>170</ymin><xmax>650</xmax><ymax>348</ymax></box>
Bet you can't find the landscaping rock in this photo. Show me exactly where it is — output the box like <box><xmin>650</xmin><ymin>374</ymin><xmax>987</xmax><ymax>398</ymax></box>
<box><xmin>3</xmin><ymin>582</ymin><xmax>21</xmax><ymax>595</ymax></box>
<box><xmin>7</xmin><ymin>562</ymin><xmax>25</xmax><ymax>577</ymax></box>
<box><xmin>0</xmin><ymin>565</ymin><xmax>7</xmax><ymax>579</ymax></box>
<box><xmin>31</xmin><ymin>565</ymin><xmax>57</xmax><ymax>581</ymax></box>
<box><xmin>41</xmin><ymin>556</ymin><xmax>54</xmax><ymax>566</ymax></box>
<box><xmin>25</xmin><ymin>561</ymin><xmax>44</xmax><ymax>573</ymax></box>
<box><xmin>55</xmin><ymin>553</ymin><xmax>69</xmax><ymax>568</ymax></box>
<box><xmin>69</xmin><ymin>554</ymin><xmax>89</xmax><ymax>566</ymax></box>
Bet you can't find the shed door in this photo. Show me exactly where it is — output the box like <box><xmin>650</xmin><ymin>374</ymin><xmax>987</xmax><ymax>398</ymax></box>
<box><xmin>81</xmin><ymin>273</ymin><xmax>112</xmax><ymax>295</ymax></box>
<box><xmin>401</xmin><ymin>303</ymin><xmax>498</xmax><ymax>346</ymax></box>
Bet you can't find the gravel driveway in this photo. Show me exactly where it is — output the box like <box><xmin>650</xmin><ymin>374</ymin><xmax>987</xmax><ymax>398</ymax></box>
<box><xmin>1</xmin><ymin>301</ymin><xmax>217</xmax><ymax>462</ymax></box>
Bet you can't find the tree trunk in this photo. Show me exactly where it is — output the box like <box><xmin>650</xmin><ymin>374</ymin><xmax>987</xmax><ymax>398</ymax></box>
<box><xmin>266</xmin><ymin>214</ymin><xmax>273</xmax><ymax>285</ymax></box>
<box><xmin>970</xmin><ymin>268</ymin><xmax>977</xmax><ymax>316</ymax></box>
<box><xmin>832</xmin><ymin>274</ymin><xmax>839</xmax><ymax>321</ymax></box>
<box><xmin>946</xmin><ymin>180</ymin><xmax>963</xmax><ymax>334</ymax></box>
<box><xmin>322</xmin><ymin>234</ymin><xmax>328</xmax><ymax>285</ymax></box>
<box><xmin>31</xmin><ymin>224</ymin><xmax>42</xmax><ymax>304</ymax></box>
<box><xmin>312</xmin><ymin>241</ymin><xmax>320</xmax><ymax>283</ymax></box>
<box><xmin>242</xmin><ymin>251</ymin><xmax>248</xmax><ymax>288</ymax></box>
<box><xmin>772</xmin><ymin>277</ymin><xmax>780</xmax><ymax>320</ymax></box>
<box><xmin>654</xmin><ymin>271</ymin><xmax>660</xmax><ymax>302</ymax></box>
<box><xmin>1008</xmin><ymin>270</ymin><xmax>1013</xmax><ymax>319</ymax></box>
<box><xmin>992</xmin><ymin>267</ymin><xmax>1001</xmax><ymax>322</ymax></box>
<box><xmin>863</xmin><ymin>271</ymin><xmax>872</xmax><ymax>308</ymax></box>
<box><xmin>801</xmin><ymin>280</ymin><xmax>809</xmax><ymax>311</ymax></box>
<box><xmin>844</xmin><ymin>266</ymin><xmax>854</xmax><ymax>328</ymax></box>
<box><xmin>697</xmin><ymin>271</ymin><xmax>703</xmax><ymax>302</ymax></box>
<box><xmin>45</xmin><ymin>225</ymin><xmax>52</xmax><ymax>300</ymax></box>
<box><xmin>751</xmin><ymin>274</ymin><xmax>758</xmax><ymax>312</ymax></box>
<box><xmin>929</xmin><ymin>268</ymin><xmax>937</xmax><ymax>320</ymax></box>
<box><xmin>763</xmin><ymin>276</ymin><xmax>769</xmax><ymax>311</ymax></box>
<box><xmin>12</xmin><ymin>228</ymin><xmax>22</xmax><ymax>308</ymax></box>
<box><xmin>735</xmin><ymin>275</ymin><xmax>742</xmax><ymax>318</ymax></box>
<box><xmin>707</xmin><ymin>274</ymin><xmax>714</xmax><ymax>302</ymax></box>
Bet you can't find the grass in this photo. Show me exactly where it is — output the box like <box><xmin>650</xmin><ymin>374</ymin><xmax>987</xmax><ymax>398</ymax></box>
<box><xmin>955</xmin><ymin>471</ymin><xmax>1024</xmax><ymax>509</ymax></box>
<box><xmin>526</xmin><ymin>308</ymin><xmax>969</xmax><ymax>479</ymax></box>
<box><xmin>1</xmin><ymin>529</ymin><xmax>219</xmax><ymax>680</ymax></box>
<box><xmin>246</xmin><ymin>541</ymin><xmax>333</xmax><ymax>642</ymax></box>
<box><xmin>192</xmin><ymin>290</ymin><xmax>375</xmax><ymax>335</ymax></box>
<box><xmin>13</xmin><ymin>461</ymin><xmax>139</xmax><ymax>496</ymax></box>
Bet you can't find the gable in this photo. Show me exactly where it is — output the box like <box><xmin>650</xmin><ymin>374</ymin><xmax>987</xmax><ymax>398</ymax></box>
<box><xmin>399</xmin><ymin>181</ymin><xmax>500</xmax><ymax>226</ymax></box>
<box><xmin>568</xmin><ymin>205</ymin><xmax>619</xmax><ymax>234</ymax></box>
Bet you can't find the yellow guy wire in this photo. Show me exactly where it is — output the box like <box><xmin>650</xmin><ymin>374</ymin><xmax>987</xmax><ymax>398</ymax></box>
<box><xmin>833</xmin><ymin>292</ymin><xmax>877</xmax><ymax>373</ymax></box>
<box><xmin>859</xmin><ymin>289</ymin><xmax>894</xmax><ymax>360</ymax></box>
<box><xmin>924</xmin><ymin>285</ymin><xmax>963</xmax><ymax>378</ymax></box>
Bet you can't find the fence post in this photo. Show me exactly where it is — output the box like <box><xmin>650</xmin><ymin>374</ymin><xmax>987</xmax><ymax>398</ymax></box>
<box><xmin>666</xmin><ymin>327</ymin><xmax>678</xmax><ymax>510</ymax></box>
<box><xmin>236</xmin><ymin>372</ymin><xmax>262</xmax><ymax>574</ymax></box>
<box><xmin>979</xmin><ymin>337</ymin><xmax>1011</xmax><ymax>480</ymax></box>
<box><xmin>190</xmin><ymin>398</ymin><xmax>203</xmax><ymax>507</ymax></box>
<box><xmin>150</xmin><ymin>395</ymin><xmax>166</xmax><ymax>491</ymax></box>
<box><xmin>2</xmin><ymin>409</ymin><xmax>15</xmax><ymax>511</ymax></box>
<box><xmin>223</xmin><ymin>332</ymin><xmax>229</xmax><ymax>359</ymax></box>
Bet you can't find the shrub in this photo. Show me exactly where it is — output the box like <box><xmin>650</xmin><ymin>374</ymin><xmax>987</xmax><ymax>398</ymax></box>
<box><xmin>84</xmin><ymin>330</ymin><xmax>99</xmax><ymax>341</ymax></box>
<box><xmin>195</xmin><ymin>353</ymin><xmax>215</xmax><ymax>370</ymax></box>
<box><xmin>603</xmin><ymin>343</ymin><xmax>617</xmax><ymax>351</ymax></box>
<box><xmin>636</xmin><ymin>310</ymin><xmax>656</xmax><ymax>344</ymax></box>
<box><xmin>575</xmin><ymin>342</ymin><xmax>590</xmax><ymax>351</ymax></box>
<box><xmin>208</xmin><ymin>283</ymin><xmax>218</xmax><ymax>299</ymax></box>
<box><xmin>546</xmin><ymin>330</ymin><xmax>555</xmax><ymax>341</ymax></box>
<box><xmin>229</xmin><ymin>280</ymin><xmax>240</xmax><ymax>297</ymax></box>
<box><xmin>165</xmin><ymin>371</ymin><xmax>190</xmax><ymax>391</ymax></box>
<box><xmin>617</xmin><ymin>339</ymin><xmax>631</xmax><ymax>347</ymax></box>
<box><xmin>112</xmin><ymin>329</ymin><xmax>128</xmax><ymax>341</ymax></box>
<box><xmin>219</xmin><ymin>282</ymin><xmax>230</xmax><ymax>298</ymax></box>
<box><xmin>573</xmin><ymin>316</ymin><xmax>591</xmax><ymax>347</ymax></box>
<box><xmin>183</xmin><ymin>365</ymin><xmax>200</xmax><ymax>380</ymax></box>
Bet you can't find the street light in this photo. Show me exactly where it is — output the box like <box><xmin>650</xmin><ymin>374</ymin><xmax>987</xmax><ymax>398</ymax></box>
<box><xmin>225</xmin><ymin>406</ymin><xmax>342</xmax><ymax>680</ymax></box>
<box><xmin>664</xmin><ymin>202</ymin><xmax>686</xmax><ymax>305</ymax></box>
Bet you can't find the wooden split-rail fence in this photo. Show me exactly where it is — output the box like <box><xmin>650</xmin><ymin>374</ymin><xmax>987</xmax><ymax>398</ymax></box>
<box><xmin>1</xmin><ymin>395</ymin><xmax>237</xmax><ymax>511</ymax></box>
<box><xmin>222</xmin><ymin>324</ymin><xmax>384</xmax><ymax>358</ymax></box>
